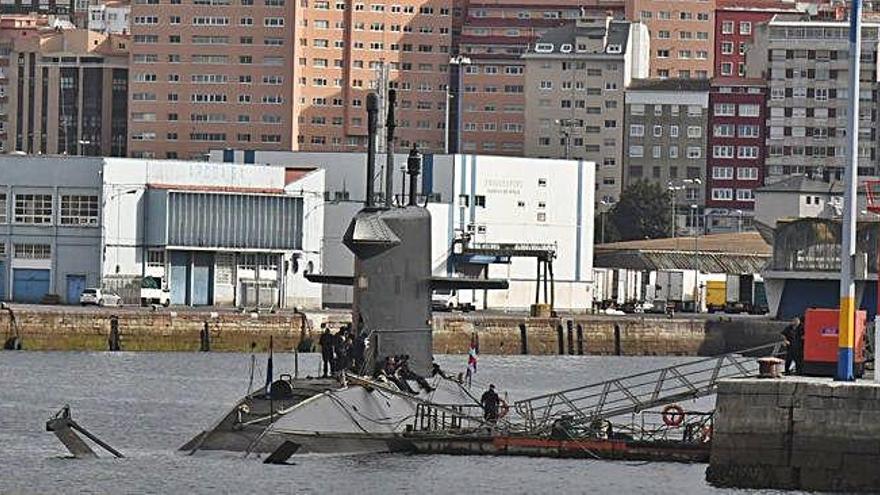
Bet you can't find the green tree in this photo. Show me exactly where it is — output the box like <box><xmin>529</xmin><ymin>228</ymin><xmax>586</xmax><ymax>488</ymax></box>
<box><xmin>607</xmin><ymin>180</ymin><xmax>672</xmax><ymax>241</ymax></box>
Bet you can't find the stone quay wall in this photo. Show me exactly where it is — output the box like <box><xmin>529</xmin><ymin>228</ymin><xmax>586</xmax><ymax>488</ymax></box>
<box><xmin>707</xmin><ymin>378</ymin><xmax>880</xmax><ymax>492</ymax></box>
<box><xmin>0</xmin><ymin>307</ymin><xmax>787</xmax><ymax>356</ymax></box>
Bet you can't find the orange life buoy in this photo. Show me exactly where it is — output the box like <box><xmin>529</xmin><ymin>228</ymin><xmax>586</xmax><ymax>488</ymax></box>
<box><xmin>498</xmin><ymin>399</ymin><xmax>510</xmax><ymax>420</ymax></box>
<box><xmin>661</xmin><ymin>404</ymin><xmax>685</xmax><ymax>427</ymax></box>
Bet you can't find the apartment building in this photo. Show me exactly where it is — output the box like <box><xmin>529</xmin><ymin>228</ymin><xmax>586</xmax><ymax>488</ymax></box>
<box><xmin>523</xmin><ymin>15</ymin><xmax>649</xmax><ymax>204</ymax></box>
<box><xmin>294</xmin><ymin>0</ymin><xmax>453</xmax><ymax>153</ymax></box>
<box><xmin>4</xmin><ymin>27</ymin><xmax>129</xmax><ymax>156</ymax></box>
<box><xmin>0</xmin><ymin>0</ymin><xmax>74</xmax><ymax>14</ymax></box>
<box><xmin>625</xmin><ymin>0</ymin><xmax>716</xmax><ymax>79</ymax></box>
<box><xmin>454</xmin><ymin>0</ymin><xmax>624</xmax><ymax>156</ymax></box>
<box><xmin>0</xmin><ymin>15</ymin><xmax>49</xmax><ymax>153</ymax></box>
<box><xmin>128</xmin><ymin>0</ymin><xmax>454</xmax><ymax>160</ymax></box>
<box><xmin>714</xmin><ymin>0</ymin><xmax>797</xmax><ymax>79</ymax></box>
<box><xmin>705</xmin><ymin>77</ymin><xmax>766</xmax><ymax>232</ymax></box>
<box><xmin>88</xmin><ymin>1</ymin><xmax>130</xmax><ymax>33</ymax></box>
<box><xmin>623</xmin><ymin>78</ymin><xmax>709</xmax><ymax>233</ymax></box>
<box><xmin>128</xmin><ymin>0</ymin><xmax>296</xmax><ymax>160</ymax></box>
<box><xmin>746</xmin><ymin>15</ymin><xmax>880</xmax><ymax>183</ymax></box>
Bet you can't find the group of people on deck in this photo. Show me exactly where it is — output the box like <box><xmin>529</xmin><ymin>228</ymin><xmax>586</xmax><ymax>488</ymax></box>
<box><xmin>376</xmin><ymin>354</ymin><xmax>435</xmax><ymax>394</ymax></box>
<box><xmin>319</xmin><ymin>324</ymin><xmax>366</xmax><ymax>377</ymax></box>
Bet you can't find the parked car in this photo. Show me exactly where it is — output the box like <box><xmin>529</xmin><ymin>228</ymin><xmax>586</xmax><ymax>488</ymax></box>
<box><xmin>80</xmin><ymin>288</ymin><xmax>123</xmax><ymax>307</ymax></box>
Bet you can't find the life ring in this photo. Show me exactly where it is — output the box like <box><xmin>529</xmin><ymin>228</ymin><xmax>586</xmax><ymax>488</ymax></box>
<box><xmin>498</xmin><ymin>399</ymin><xmax>510</xmax><ymax>420</ymax></box>
<box><xmin>700</xmin><ymin>425</ymin><xmax>713</xmax><ymax>443</ymax></box>
<box><xmin>661</xmin><ymin>404</ymin><xmax>685</xmax><ymax>427</ymax></box>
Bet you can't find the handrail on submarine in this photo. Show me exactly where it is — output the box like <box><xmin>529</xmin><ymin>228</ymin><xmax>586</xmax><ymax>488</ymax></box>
<box><xmin>513</xmin><ymin>341</ymin><xmax>786</xmax><ymax>433</ymax></box>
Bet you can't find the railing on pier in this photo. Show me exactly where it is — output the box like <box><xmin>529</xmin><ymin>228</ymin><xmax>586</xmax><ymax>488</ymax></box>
<box><xmin>412</xmin><ymin>403</ymin><xmax>486</xmax><ymax>432</ymax></box>
<box><xmin>513</xmin><ymin>341</ymin><xmax>785</xmax><ymax>433</ymax></box>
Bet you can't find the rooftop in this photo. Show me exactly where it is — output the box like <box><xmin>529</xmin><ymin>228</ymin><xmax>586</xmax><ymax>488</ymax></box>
<box><xmin>524</xmin><ymin>19</ymin><xmax>631</xmax><ymax>56</ymax></box>
<box><xmin>594</xmin><ymin>232</ymin><xmax>771</xmax><ymax>273</ymax></box>
<box><xmin>755</xmin><ymin>176</ymin><xmax>843</xmax><ymax>194</ymax></box>
<box><xmin>628</xmin><ymin>78</ymin><xmax>711</xmax><ymax>92</ymax></box>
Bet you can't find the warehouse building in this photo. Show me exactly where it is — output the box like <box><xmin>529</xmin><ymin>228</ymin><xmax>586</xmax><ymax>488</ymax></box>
<box><xmin>0</xmin><ymin>156</ymin><xmax>323</xmax><ymax>308</ymax></box>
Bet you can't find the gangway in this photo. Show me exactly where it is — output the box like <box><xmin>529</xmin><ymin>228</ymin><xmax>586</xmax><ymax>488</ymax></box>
<box><xmin>513</xmin><ymin>341</ymin><xmax>785</xmax><ymax>433</ymax></box>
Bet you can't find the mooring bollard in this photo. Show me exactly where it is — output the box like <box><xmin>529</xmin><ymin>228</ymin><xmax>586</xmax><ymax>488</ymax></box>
<box><xmin>556</xmin><ymin>324</ymin><xmax>564</xmax><ymax>355</ymax></box>
<box><xmin>566</xmin><ymin>320</ymin><xmax>574</xmax><ymax>355</ymax></box>
<box><xmin>519</xmin><ymin>323</ymin><xmax>528</xmax><ymax>355</ymax></box>
<box><xmin>108</xmin><ymin>315</ymin><xmax>121</xmax><ymax>352</ymax></box>
<box><xmin>613</xmin><ymin>324</ymin><xmax>621</xmax><ymax>356</ymax></box>
<box><xmin>576</xmin><ymin>323</ymin><xmax>584</xmax><ymax>355</ymax></box>
<box><xmin>199</xmin><ymin>321</ymin><xmax>211</xmax><ymax>352</ymax></box>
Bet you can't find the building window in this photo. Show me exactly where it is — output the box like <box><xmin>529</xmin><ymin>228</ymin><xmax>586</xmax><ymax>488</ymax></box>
<box><xmin>687</xmin><ymin>147</ymin><xmax>702</xmax><ymax>159</ymax></box>
<box><xmin>712</xmin><ymin>167</ymin><xmax>734</xmax><ymax>180</ymax></box>
<box><xmin>736</xmin><ymin>189</ymin><xmax>754</xmax><ymax>201</ymax></box>
<box><xmin>722</xmin><ymin>21</ymin><xmax>734</xmax><ymax>34</ymax></box>
<box><xmin>739</xmin><ymin>104</ymin><xmax>760</xmax><ymax>117</ymax></box>
<box><xmin>14</xmin><ymin>243</ymin><xmax>51</xmax><ymax>259</ymax></box>
<box><xmin>687</xmin><ymin>126</ymin><xmax>701</xmax><ymax>138</ymax></box>
<box><xmin>711</xmin><ymin>188</ymin><xmax>733</xmax><ymax>201</ymax></box>
<box><xmin>738</xmin><ymin>146</ymin><xmax>759</xmax><ymax>159</ymax></box>
<box><xmin>147</xmin><ymin>249</ymin><xmax>165</xmax><ymax>267</ymax></box>
<box><xmin>60</xmin><ymin>195</ymin><xmax>99</xmax><ymax>226</ymax></box>
<box><xmin>14</xmin><ymin>194</ymin><xmax>53</xmax><ymax>224</ymax></box>
<box><xmin>629</xmin><ymin>124</ymin><xmax>645</xmax><ymax>137</ymax></box>
<box><xmin>0</xmin><ymin>193</ymin><xmax>6</xmax><ymax>224</ymax></box>
<box><xmin>737</xmin><ymin>167</ymin><xmax>759</xmax><ymax>180</ymax></box>
<box><xmin>739</xmin><ymin>21</ymin><xmax>751</xmax><ymax>35</ymax></box>
<box><xmin>653</xmin><ymin>125</ymin><xmax>662</xmax><ymax>137</ymax></box>
<box><xmin>629</xmin><ymin>145</ymin><xmax>644</xmax><ymax>158</ymax></box>
<box><xmin>670</xmin><ymin>125</ymin><xmax>679</xmax><ymax>138</ymax></box>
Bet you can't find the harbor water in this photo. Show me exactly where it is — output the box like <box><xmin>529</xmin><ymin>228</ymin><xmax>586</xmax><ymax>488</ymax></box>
<box><xmin>0</xmin><ymin>352</ymin><xmax>800</xmax><ymax>494</ymax></box>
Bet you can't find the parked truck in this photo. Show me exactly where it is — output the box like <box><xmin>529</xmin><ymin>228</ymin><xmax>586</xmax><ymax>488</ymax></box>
<box><xmin>724</xmin><ymin>274</ymin><xmax>768</xmax><ymax>314</ymax></box>
<box><xmin>651</xmin><ymin>270</ymin><xmax>697</xmax><ymax>313</ymax></box>
<box><xmin>706</xmin><ymin>280</ymin><xmax>727</xmax><ymax>312</ymax></box>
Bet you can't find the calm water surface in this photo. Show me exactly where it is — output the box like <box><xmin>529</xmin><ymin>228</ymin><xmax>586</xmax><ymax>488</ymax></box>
<box><xmin>0</xmin><ymin>352</ymin><xmax>795</xmax><ymax>494</ymax></box>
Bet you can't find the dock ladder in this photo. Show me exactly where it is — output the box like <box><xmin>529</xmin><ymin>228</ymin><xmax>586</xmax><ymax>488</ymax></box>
<box><xmin>513</xmin><ymin>341</ymin><xmax>785</xmax><ymax>433</ymax></box>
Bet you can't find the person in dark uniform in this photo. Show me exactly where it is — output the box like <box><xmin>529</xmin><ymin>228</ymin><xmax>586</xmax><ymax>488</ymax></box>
<box><xmin>319</xmin><ymin>326</ymin><xmax>334</xmax><ymax>377</ymax></box>
<box><xmin>480</xmin><ymin>384</ymin><xmax>501</xmax><ymax>423</ymax></box>
<box><xmin>781</xmin><ymin>316</ymin><xmax>804</xmax><ymax>374</ymax></box>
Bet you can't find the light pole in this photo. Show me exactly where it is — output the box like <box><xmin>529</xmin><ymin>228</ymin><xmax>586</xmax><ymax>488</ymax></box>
<box><xmin>667</xmin><ymin>178</ymin><xmax>701</xmax><ymax>238</ymax></box>
<box><xmin>449</xmin><ymin>55</ymin><xmax>472</xmax><ymax>155</ymax></box>
<box><xmin>735</xmin><ymin>209</ymin><xmax>743</xmax><ymax>233</ymax></box>
<box><xmin>101</xmin><ymin>187</ymin><xmax>138</xmax><ymax>278</ymax></box>
<box><xmin>691</xmin><ymin>203</ymin><xmax>701</xmax><ymax>311</ymax></box>
<box><xmin>837</xmin><ymin>0</ymin><xmax>862</xmax><ymax>381</ymax></box>
<box><xmin>599</xmin><ymin>199</ymin><xmax>615</xmax><ymax>243</ymax></box>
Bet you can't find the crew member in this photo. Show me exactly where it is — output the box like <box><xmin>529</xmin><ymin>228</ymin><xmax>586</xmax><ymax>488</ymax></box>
<box><xmin>319</xmin><ymin>326</ymin><xmax>334</xmax><ymax>378</ymax></box>
<box><xmin>399</xmin><ymin>355</ymin><xmax>434</xmax><ymax>392</ymax></box>
<box><xmin>481</xmin><ymin>384</ymin><xmax>501</xmax><ymax>423</ymax></box>
<box><xmin>781</xmin><ymin>316</ymin><xmax>804</xmax><ymax>374</ymax></box>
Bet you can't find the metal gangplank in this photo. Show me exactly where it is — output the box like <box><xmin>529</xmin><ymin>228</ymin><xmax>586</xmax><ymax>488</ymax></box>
<box><xmin>513</xmin><ymin>342</ymin><xmax>785</xmax><ymax>433</ymax></box>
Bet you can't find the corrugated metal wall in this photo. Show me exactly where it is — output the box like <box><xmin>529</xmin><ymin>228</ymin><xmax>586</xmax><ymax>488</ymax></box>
<box><xmin>165</xmin><ymin>192</ymin><xmax>302</xmax><ymax>250</ymax></box>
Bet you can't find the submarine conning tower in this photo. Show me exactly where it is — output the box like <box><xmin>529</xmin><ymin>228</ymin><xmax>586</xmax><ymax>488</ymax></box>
<box><xmin>342</xmin><ymin>92</ymin><xmax>433</xmax><ymax>375</ymax></box>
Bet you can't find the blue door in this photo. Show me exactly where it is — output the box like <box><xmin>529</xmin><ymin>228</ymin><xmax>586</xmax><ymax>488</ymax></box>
<box><xmin>0</xmin><ymin>262</ymin><xmax>5</xmax><ymax>301</ymax></box>
<box><xmin>66</xmin><ymin>275</ymin><xmax>87</xmax><ymax>304</ymax></box>
<box><xmin>191</xmin><ymin>252</ymin><xmax>214</xmax><ymax>306</ymax></box>
<box><xmin>13</xmin><ymin>269</ymin><xmax>50</xmax><ymax>303</ymax></box>
<box><xmin>169</xmin><ymin>251</ymin><xmax>189</xmax><ymax>306</ymax></box>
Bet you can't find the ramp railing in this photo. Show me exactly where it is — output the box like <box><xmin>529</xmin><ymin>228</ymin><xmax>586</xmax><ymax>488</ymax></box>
<box><xmin>513</xmin><ymin>342</ymin><xmax>785</xmax><ymax>433</ymax></box>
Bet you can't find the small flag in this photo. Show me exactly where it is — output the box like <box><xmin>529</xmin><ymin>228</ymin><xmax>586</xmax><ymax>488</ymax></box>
<box><xmin>265</xmin><ymin>336</ymin><xmax>274</xmax><ymax>394</ymax></box>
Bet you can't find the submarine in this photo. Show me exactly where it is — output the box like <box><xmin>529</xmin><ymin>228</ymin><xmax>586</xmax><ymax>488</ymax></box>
<box><xmin>182</xmin><ymin>90</ymin><xmax>508</xmax><ymax>458</ymax></box>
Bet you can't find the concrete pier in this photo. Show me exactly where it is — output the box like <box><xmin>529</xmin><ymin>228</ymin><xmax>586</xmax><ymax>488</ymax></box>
<box><xmin>707</xmin><ymin>377</ymin><xmax>880</xmax><ymax>492</ymax></box>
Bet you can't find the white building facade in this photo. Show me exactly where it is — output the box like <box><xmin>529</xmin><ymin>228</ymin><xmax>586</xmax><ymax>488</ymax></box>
<box><xmin>0</xmin><ymin>156</ymin><xmax>323</xmax><ymax>308</ymax></box>
<box><xmin>212</xmin><ymin>150</ymin><xmax>596</xmax><ymax>311</ymax></box>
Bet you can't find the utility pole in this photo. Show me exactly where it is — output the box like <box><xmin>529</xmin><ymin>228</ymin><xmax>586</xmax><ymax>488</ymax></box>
<box><xmin>837</xmin><ymin>0</ymin><xmax>862</xmax><ymax>381</ymax></box>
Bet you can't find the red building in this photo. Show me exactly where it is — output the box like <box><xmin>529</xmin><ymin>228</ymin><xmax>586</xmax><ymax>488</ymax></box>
<box><xmin>705</xmin><ymin>78</ymin><xmax>767</xmax><ymax>232</ymax></box>
<box><xmin>714</xmin><ymin>0</ymin><xmax>797</xmax><ymax>79</ymax></box>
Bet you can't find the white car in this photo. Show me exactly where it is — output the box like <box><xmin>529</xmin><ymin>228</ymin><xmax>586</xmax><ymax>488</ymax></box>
<box><xmin>79</xmin><ymin>288</ymin><xmax>123</xmax><ymax>307</ymax></box>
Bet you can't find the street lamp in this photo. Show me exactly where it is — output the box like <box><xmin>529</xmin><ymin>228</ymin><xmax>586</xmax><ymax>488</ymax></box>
<box><xmin>690</xmin><ymin>203</ymin><xmax>701</xmax><ymax>311</ymax></box>
<box><xmin>448</xmin><ymin>55</ymin><xmax>472</xmax><ymax>155</ymax></box>
<box><xmin>667</xmin><ymin>178</ymin><xmax>701</xmax><ymax>238</ymax></box>
<box><xmin>101</xmin><ymin>187</ymin><xmax>138</xmax><ymax>276</ymax></box>
<box><xmin>599</xmin><ymin>199</ymin><xmax>615</xmax><ymax>244</ymax></box>
<box><xmin>735</xmin><ymin>209</ymin><xmax>743</xmax><ymax>233</ymax></box>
